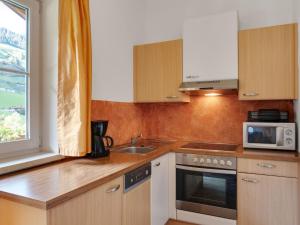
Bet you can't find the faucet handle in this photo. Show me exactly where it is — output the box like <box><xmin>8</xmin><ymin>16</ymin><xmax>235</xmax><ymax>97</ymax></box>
<box><xmin>131</xmin><ymin>133</ymin><xmax>143</xmax><ymax>146</ymax></box>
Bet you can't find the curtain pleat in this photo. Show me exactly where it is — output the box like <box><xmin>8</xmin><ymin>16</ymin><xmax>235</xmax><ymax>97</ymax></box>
<box><xmin>57</xmin><ymin>0</ymin><xmax>92</xmax><ymax>156</ymax></box>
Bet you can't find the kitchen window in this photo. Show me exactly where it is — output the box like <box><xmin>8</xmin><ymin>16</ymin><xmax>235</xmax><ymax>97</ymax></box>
<box><xmin>0</xmin><ymin>0</ymin><xmax>40</xmax><ymax>156</ymax></box>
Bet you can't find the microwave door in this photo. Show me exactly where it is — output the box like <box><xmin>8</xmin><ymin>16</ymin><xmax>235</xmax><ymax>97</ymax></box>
<box><xmin>245</xmin><ymin>125</ymin><xmax>277</xmax><ymax>148</ymax></box>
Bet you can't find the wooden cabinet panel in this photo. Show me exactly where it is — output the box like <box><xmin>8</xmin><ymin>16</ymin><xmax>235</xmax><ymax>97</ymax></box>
<box><xmin>48</xmin><ymin>177</ymin><xmax>123</xmax><ymax>225</ymax></box>
<box><xmin>123</xmin><ymin>179</ymin><xmax>151</xmax><ymax>225</ymax></box>
<box><xmin>238</xmin><ymin>158</ymin><xmax>298</xmax><ymax>178</ymax></box>
<box><xmin>0</xmin><ymin>198</ymin><xmax>47</xmax><ymax>225</ymax></box>
<box><xmin>239</xmin><ymin>24</ymin><xmax>298</xmax><ymax>100</ymax></box>
<box><xmin>134</xmin><ymin>40</ymin><xmax>189</xmax><ymax>103</ymax></box>
<box><xmin>238</xmin><ymin>173</ymin><xmax>298</xmax><ymax>225</ymax></box>
<box><xmin>151</xmin><ymin>154</ymin><xmax>169</xmax><ymax>225</ymax></box>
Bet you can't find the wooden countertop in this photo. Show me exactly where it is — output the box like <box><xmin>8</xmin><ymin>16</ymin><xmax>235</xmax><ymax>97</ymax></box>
<box><xmin>0</xmin><ymin>140</ymin><xmax>299</xmax><ymax>210</ymax></box>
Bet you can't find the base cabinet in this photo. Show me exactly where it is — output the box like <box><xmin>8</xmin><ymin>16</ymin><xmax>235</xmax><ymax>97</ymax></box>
<box><xmin>151</xmin><ymin>154</ymin><xmax>170</xmax><ymax>225</ymax></box>
<box><xmin>122</xmin><ymin>179</ymin><xmax>151</xmax><ymax>225</ymax></box>
<box><xmin>0</xmin><ymin>177</ymin><xmax>124</xmax><ymax>225</ymax></box>
<box><xmin>48</xmin><ymin>177</ymin><xmax>123</xmax><ymax>225</ymax></box>
<box><xmin>238</xmin><ymin>173</ymin><xmax>298</xmax><ymax>225</ymax></box>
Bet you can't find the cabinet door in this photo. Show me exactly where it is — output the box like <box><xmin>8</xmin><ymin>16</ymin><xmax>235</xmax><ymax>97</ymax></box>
<box><xmin>183</xmin><ymin>11</ymin><xmax>238</xmax><ymax>82</ymax></box>
<box><xmin>239</xmin><ymin>24</ymin><xmax>298</xmax><ymax>100</ymax></box>
<box><xmin>238</xmin><ymin>173</ymin><xmax>298</xmax><ymax>225</ymax></box>
<box><xmin>48</xmin><ymin>177</ymin><xmax>123</xmax><ymax>225</ymax></box>
<box><xmin>123</xmin><ymin>179</ymin><xmax>151</xmax><ymax>225</ymax></box>
<box><xmin>151</xmin><ymin>154</ymin><xmax>169</xmax><ymax>225</ymax></box>
<box><xmin>134</xmin><ymin>40</ymin><xmax>189</xmax><ymax>103</ymax></box>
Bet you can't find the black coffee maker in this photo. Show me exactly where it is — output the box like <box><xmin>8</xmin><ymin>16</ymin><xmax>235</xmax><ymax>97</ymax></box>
<box><xmin>89</xmin><ymin>120</ymin><xmax>114</xmax><ymax>158</ymax></box>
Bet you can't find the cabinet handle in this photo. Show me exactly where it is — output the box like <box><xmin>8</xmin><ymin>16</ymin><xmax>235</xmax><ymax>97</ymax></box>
<box><xmin>154</xmin><ymin>162</ymin><xmax>161</xmax><ymax>167</ymax></box>
<box><xmin>186</xmin><ymin>75</ymin><xmax>200</xmax><ymax>79</ymax></box>
<box><xmin>243</xmin><ymin>92</ymin><xmax>258</xmax><ymax>97</ymax></box>
<box><xmin>241</xmin><ymin>178</ymin><xmax>259</xmax><ymax>184</ymax></box>
<box><xmin>106</xmin><ymin>184</ymin><xmax>121</xmax><ymax>193</ymax></box>
<box><xmin>257</xmin><ymin>163</ymin><xmax>277</xmax><ymax>169</ymax></box>
<box><xmin>166</xmin><ymin>96</ymin><xmax>179</xmax><ymax>99</ymax></box>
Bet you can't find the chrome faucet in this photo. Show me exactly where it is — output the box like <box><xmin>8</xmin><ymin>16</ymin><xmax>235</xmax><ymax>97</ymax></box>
<box><xmin>131</xmin><ymin>133</ymin><xmax>142</xmax><ymax>146</ymax></box>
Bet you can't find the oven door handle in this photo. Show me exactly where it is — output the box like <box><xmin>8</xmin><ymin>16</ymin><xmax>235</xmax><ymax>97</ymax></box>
<box><xmin>176</xmin><ymin>165</ymin><xmax>236</xmax><ymax>175</ymax></box>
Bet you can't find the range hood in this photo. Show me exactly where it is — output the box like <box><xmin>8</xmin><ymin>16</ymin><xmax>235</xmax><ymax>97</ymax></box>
<box><xmin>179</xmin><ymin>79</ymin><xmax>238</xmax><ymax>96</ymax></box>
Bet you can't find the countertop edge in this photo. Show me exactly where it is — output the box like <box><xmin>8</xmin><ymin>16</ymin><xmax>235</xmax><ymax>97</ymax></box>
<box><xmin>0</xmin><ymin>142</ymin><xmax>299</xmax><ymax>210</ymax></box>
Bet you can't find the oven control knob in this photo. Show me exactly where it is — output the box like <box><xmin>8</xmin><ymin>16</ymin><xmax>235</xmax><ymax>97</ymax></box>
<box><xmin>213</xmin><ymin>159</ymin><xmax>218</xmax><ymax>164</ymax></box>
<box><xmin>206</xmin><ymin>159</ymin><xmax>212</xmax><ymax>164</ymax></box>
<box><xmin>200</xmin><ymin>158</ymin><xmax>205</xmax><ymax>163</ymax></box>
<box><xmin>226</xmin><ymin>161</ymin><xmax>233</xmax><ymax>166</ymax></box>
<box><xmin>220</xmin><ymin>160</ymin><xmax>225</xmax><ymax>165</ymax></box>
<box><xmin>192</xmin><ymin>158</ymin><xmax>198</xmax><ymax>163</ymax></box>
<box><xmin>285</xmin><ymin>129</ymin><xmax>293</xmax><ymax>136</ymax></box>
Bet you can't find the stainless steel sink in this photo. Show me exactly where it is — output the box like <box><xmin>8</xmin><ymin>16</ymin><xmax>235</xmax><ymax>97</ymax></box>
<box><xmin>118</xmin><ymin>146</ymin><xmax>156</xmax><ymax>154</ymax></box>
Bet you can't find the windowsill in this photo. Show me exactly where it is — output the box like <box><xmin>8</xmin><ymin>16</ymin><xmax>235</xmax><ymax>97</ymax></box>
<box><xmin>0</xmin><ymin>151</ymin><xmax>64</xmax><ymax>176</ymax></box>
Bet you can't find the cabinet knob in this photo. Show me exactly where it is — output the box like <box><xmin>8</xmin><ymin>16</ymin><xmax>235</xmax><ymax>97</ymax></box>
<box><xmin>186</xmin><ymin>75</ymin><xmax>200</xmax><ymax>79</ymax></box>
<box><xmin>243</xmin><ymin>92</ymin><xmax>258</xmax><ymax>97</ymax></box>
<box><xmin>166</xmin><ymin>96</ymin><xmax>179</xmax><ymax>99</ymax></box>
<box><xmin>154</xmin><ymin>162</ymin><xmax>161</xmax><ymax>167</ymax></box>
<box><xmin>256</xmin><ymin>163</ymin><xmax>276</xmax><ymax>169</ymax></box>
<box><xmin>241</xmin><ymin>178</ymin><xmax>259</xmax><ymax>184</ymax></box>
<box><xmin>106</xmin><ymin>184</ymin><xmax>121</xmax><ymax>193</ymax></box>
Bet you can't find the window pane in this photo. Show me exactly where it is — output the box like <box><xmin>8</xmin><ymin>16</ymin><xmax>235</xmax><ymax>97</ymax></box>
<box><xmin>0</xmin><ymin>0</ymin><xmax>28</xmax><ymax>73</ymax></box>
<box><xmin>0</xmin><ymin>71</ymin><xmax>27</xmax><ymax>143</ymax></box>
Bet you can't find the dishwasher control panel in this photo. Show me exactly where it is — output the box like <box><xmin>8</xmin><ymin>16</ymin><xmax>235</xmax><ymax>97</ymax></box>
<box><xmin>124</xmin><ymin>163</ymin><xmax>151</xmax><ymax>192</ymax></box>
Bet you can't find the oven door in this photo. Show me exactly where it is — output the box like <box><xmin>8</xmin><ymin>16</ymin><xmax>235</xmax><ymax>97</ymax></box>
<box><xmin>176</xmin><ymin>165</ymin><xmax>237</xmax><ymax>220</ymax></box>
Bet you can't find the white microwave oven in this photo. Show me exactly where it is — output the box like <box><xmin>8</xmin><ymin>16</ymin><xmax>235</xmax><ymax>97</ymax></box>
<box><xmin>243</xmin><ymin>122</ymin><xmax>296</xmax><ymax>151</ymax></box>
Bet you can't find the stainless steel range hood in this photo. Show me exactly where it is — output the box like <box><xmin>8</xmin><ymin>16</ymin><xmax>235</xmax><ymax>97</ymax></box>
<box><xmin>179</xmin><ymin>79</ymin><xmax>238</xmax><ymax>96</ymax></box>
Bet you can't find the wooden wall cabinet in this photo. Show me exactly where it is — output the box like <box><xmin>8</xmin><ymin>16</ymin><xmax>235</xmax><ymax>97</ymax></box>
<box><xmin>239</xmin><ymin>24</ymin><xmax>298</xmax><ymax>100</ymax></box>
<box><xmin>134</xmin><ymin>40</ymin><xmax>189</xmax><ymax>103</ymax></box>
<box><xmin>238</xmin><ymin>159</ymin><xmax>299</xmax><ymax>225</ymax></box>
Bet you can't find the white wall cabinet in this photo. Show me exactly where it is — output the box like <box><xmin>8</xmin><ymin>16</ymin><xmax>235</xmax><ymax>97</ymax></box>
<box><xmin>151</xmin><ymin>154</ymin><xmax>170</xmax><ymax>225</ymax></box>
<box><xmin>183</xmin><ymin>11</ymin><xmax>238</xmax><ymax>82</ymax></box>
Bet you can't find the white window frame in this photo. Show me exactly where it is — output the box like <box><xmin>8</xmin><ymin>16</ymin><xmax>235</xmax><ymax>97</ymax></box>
<box><xmin>0</xmin><ymin>0</ymin><xmax>40</xmax><ymax>156</ymax></box>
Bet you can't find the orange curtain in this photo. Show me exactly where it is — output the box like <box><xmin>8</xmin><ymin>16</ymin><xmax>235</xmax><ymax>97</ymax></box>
<box><xmin>57</xmin><ymin>0</ymin><xmax>92</xmax><ymax>156</ymax></box>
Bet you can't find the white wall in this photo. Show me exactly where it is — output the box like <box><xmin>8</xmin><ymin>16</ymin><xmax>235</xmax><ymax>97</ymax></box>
<box><xmin>142</xmin><ymin>0</ymin><xmax>296</xmax><ymax>43</ymax></box>
<box><xmin>90</xmin><ymin>0</ymin><xmax>145</xmax><ymax>102</ymax></box>
<box><xmin>41</xmin><ymin>0</ymin><xmax>59</xmax><ymax>152</ymax></box>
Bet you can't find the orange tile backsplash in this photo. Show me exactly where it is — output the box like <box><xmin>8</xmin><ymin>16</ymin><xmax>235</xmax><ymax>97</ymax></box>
<box><xmin>92</xmin><ymin>96</ymin><xmax>294</xmax><ymax>145</ymax></box>
<box><xmin>91</xmin><ymin>100</ymin><xmax>143</xmax><ymax>145</ymax></box>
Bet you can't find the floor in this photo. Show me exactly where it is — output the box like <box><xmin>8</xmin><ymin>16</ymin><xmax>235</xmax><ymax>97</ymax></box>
<box><xmin>166</xmin><ymin>219</ymin><xmax>198</xmax><ymax>225</ymax></box>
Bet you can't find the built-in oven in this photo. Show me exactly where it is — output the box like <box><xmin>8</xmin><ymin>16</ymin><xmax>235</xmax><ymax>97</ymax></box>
<box><xmin>176</xmin><ymin>153</ymin><xmax>237</xmax><ymax>221</ymax></box>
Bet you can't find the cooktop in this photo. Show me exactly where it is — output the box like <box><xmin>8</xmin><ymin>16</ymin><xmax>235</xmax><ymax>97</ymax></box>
<box><xmin>180</xmin><ymin>142</ymin><xmax>238</xmax><ymax>151</ymax></box>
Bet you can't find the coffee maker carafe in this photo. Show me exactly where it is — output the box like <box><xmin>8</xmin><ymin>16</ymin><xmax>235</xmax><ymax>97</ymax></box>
<box><xmin>89</xmin><ymin>120</ymin><xmax>114</xmax><ymax>158</ymax></box>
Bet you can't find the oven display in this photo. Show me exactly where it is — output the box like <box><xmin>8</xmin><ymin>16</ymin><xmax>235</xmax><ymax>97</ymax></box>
<box><xmin>248</xmin><ymin>126</ymin><xmax>276</xmax><ymax>144</ymax></box>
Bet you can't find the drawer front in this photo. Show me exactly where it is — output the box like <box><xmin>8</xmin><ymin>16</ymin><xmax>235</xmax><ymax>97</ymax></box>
<box><xmin>238</xmin><ymin>158</ymin><xmax>298</xmax><ymax>178</ymax></box>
